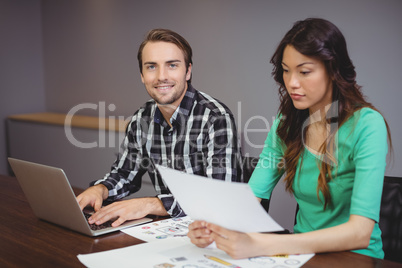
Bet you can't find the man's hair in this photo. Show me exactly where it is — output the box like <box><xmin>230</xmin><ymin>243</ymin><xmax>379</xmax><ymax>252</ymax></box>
<box><xmin>137</xmin><ymin>29</ymin><xmax>193</xmax><ymax>83</ymax></box>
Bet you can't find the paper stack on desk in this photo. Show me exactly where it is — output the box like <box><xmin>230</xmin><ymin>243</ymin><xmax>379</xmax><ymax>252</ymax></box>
<box><xmin>122</xmin><ymin>216</ymin><xmax>193</xmax><ymax>242</ymax></box>
<box><xmin>78</xmin><ymin>238</ymin><xmax>314</xmax><ymax>268</ymax></box>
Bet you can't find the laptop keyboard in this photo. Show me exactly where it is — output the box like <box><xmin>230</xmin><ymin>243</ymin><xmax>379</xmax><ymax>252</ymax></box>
<box><xmin>84</xmin><ymin>212</ymin><xmax>113</xmax><ymax>231</ymax></box>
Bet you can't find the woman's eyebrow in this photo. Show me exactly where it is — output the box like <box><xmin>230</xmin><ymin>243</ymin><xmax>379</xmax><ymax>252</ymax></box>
<box><xmin>281</xmin><ymin>62</ymin><xmax>315</xmax><ymax>67</ymax></box>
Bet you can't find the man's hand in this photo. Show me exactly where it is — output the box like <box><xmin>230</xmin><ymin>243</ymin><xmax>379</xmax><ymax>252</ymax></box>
<box><xmin>76</xmin><ymin>184</ymin><xmax>109</xmax><ymax>211</ymax></box>
<box><xmin>87</xmin><ymin>197</ymin><xmax>168</xmax><ymax>227</ymax></box>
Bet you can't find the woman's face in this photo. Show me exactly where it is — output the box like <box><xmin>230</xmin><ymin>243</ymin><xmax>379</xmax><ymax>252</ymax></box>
<box><xmin>282</xmin><ymin>45</ymin><xmax>333</xmax><ymax>113</ymax></box>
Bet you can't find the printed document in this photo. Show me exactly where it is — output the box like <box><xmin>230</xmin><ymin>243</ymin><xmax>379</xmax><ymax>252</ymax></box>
<box><xmin>156</xmin><ymin>165</ymin><xmax>283</xmax><ymax>233</ymax></box>
<box><xmin>78</xmin><ymin>238</ymin><xmax>314</xmax><ymax>268</ymax></box>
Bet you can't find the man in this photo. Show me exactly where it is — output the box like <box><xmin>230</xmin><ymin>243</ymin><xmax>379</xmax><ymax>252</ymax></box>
<box><xmin>77</xmin><ymin>29</ymin><xmax>242</xmax><ymax>227</ymax></box>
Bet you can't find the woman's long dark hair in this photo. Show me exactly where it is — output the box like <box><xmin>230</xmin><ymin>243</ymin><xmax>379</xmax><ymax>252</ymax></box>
<box><xmin>271</xmin><ymin>18</ymin><xmax>392</xmax><ymax>209</ymax></box>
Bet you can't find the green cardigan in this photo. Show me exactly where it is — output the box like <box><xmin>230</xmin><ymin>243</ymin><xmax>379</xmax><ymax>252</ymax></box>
<box><xmin>249</xmin><ymin>108</ymin><xmax>388</xmax><ymax>258</ymax></box>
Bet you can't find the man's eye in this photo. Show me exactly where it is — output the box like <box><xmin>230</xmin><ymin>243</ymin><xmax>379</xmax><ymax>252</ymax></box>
<box><xmin>169</xmin><ymin>64</ymin><xmax>178</xmax><ymax>68</ymax></box>
<box><xmin>146</xmin><ymin>65</ymin><xmax>155</xmax><ymax>70</ymax></box>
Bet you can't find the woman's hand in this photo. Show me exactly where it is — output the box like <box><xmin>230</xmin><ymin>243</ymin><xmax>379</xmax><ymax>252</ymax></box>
<box><xmin>189</xmin><ymin>214</ymin><xmax>375</xmax><ymax>259</ymax></box>
<box><xmin>187</xmin><ymin>221</ymin><xmax>214</xmax><ymax>248</ymax></box>
<box><xmin>207</xmin><ymin>223</ymin><xmax>262</xmax><ymax>259</ymax></box>
<box><xmin>188</xmin><ymin>221</ymin><xmax>269</xmax><ymax>259</ymax></box>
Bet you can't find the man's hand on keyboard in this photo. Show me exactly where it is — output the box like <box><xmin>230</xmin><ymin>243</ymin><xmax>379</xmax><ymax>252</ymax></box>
<box><xmin>87</xmin><ymin>197</ymin><xmax>168</xmax><ymax>227</ymax></box>
<box><xmin>76</xmin><ymin>184</ymin><xmax>108</xmax><ymax>212</ymax></box>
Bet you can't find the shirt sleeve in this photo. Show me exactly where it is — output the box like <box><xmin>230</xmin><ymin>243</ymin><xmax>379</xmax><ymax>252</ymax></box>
<box><xmin>248</xmin><ymin>116</ymin><xmax>285</xmax><ymax>200</ymax></box>
<box><xmin>91</xmin><ymin>114</ymin><xmax>143</xmax><ymax>202</ymax></box>
<box><xmin>158</xmin><ymin>193</ymin><xmax>186</xmax><ymax>217</ymax></box>
<box><xmin>350</xmin><ymin>108</ymin><xmax>388</xmax><ymax>222</ymax></box>
<box><xmin>206</xmin><ymin>113</ymin><xmax>241</xmax><ymax>182</ymax></box>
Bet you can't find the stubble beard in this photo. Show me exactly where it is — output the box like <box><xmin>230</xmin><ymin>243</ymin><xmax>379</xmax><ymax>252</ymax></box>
<box><xmin>152</xmin><ymin>83</ymin><xmax>187</xmax><ymax>106</ymax></box>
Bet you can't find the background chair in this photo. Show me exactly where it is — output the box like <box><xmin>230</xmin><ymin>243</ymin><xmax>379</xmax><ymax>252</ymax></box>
<box><xmin>379</xmin><ymin>176</ymin><xmax>402</xmax><ymax>263</ymax></box>
<box><xmin>242</xmin><ymin>156</ymin><xmax>270</xmax><ymax>212</ymax></box>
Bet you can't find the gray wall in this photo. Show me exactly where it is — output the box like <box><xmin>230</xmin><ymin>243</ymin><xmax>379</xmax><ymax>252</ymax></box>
<box><xmin>1</xmin><ymin>0</ymin><xmax>401</xmax><ymax>229</ymax></box>
<box><xmin>40</xmin><ymin>0</ymin><xmax>402</xmax><ymax>175</ymax></box>
<box><xmin>0</xmin><ymin>0</ymin><xmax>46</xmax><ymax>175</ymax></box>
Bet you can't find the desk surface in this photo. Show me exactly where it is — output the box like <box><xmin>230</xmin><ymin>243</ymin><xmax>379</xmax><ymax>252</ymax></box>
<box><xmin>1</xmin><ymin>174</ymin><xmax>401</xmax><ymax>268</ymax></box>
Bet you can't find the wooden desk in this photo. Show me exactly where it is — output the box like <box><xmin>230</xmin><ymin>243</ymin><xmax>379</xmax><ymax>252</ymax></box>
<box><xmin>1</xmin><ymin>175</ymin><xmax>401</xmax><ymax>268</ymax></box>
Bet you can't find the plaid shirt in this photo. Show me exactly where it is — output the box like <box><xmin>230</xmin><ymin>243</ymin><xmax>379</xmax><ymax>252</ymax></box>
<box><xmin>93</xmin><ymin>84</ymin><xmax>242</xmax><ymax>217</ymax></box>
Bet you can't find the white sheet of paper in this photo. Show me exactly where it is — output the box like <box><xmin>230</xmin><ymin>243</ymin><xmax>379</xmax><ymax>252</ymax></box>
<box><xmin>156</xmin><ymin>165</ymin><xmax>283</xmax><ymax>233</ymax></box>
<box><xmin>78</xmin><ymin>238</ymin><xmax>315</xmax><ymax>268</ymax></box>
<box><xmin>122</xmin><ymin>216</ymin><xmax>193</xmax><ymax>242</ymax></box>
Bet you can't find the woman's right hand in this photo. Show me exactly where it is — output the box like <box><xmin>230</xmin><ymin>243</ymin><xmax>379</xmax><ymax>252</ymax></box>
<box><xmin>187</xmin><ymin>220</ymin><xmax>214</xmax><ymax>248</ymax></box>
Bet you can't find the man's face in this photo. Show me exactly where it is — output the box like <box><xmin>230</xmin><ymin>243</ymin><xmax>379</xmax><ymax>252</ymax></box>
<box><xmin>140</xmin><ymin>41</ymin><xmax>192</xmax><ymax>108</ymax></box>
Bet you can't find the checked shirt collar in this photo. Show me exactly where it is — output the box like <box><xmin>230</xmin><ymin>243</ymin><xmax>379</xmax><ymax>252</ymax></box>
<box><xmin>153</xmin><ymin>83</ymin><xmax>196</xmax><ymax>128</ymax></box>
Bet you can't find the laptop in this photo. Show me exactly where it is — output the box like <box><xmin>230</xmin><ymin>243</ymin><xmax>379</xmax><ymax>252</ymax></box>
<box><xmin>8</xmin><ymin>158</ymin><xmax>152</xmax><ymax>236</ymax></box>
<box><xmin>156</xmin><ymin>165</ymin><xmax>284</xmax><ymax>233</ymax></box>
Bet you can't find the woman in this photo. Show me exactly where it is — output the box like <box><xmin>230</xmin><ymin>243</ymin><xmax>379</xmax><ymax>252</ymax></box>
<box><xmin>187</xmin><ymin>18</ymin><xmax>392</xmax><ymax>259</ymax></box>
